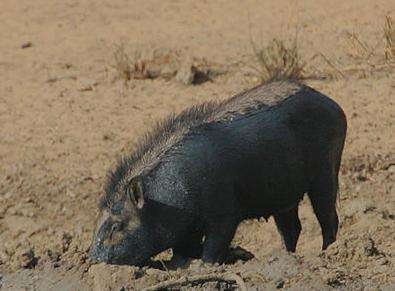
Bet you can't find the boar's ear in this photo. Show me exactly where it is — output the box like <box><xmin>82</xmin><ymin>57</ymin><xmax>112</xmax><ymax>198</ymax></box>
<box><xmin>127</xmin><ymin>176</ymin><xmax>145</xmax><ymax>209</ymax></box>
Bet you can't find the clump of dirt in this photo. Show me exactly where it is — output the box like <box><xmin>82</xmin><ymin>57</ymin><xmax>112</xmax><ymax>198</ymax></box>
<box><xmin>19</xmin><ymin>249</ymin><xmax>38</xmax><ymax>269</ymax></box>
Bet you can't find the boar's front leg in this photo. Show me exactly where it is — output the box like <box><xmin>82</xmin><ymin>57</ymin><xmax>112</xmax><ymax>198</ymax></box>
<box><xmin>201</xmin><ymin>219</ymin><xmax>238</xmax><ymax>264</ymax></box>
<box><xmin>173</xmin><ymin>230</ymin><xmax>204</xmax><ymax>260</ymax></box>
<box><xmin>273</xmin><ymin>206</ymin><xmax>302</xmax><ymax>252</ymax></box>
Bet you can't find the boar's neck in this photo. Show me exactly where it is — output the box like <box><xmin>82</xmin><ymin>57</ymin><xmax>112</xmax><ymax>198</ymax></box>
<box><xmin>141</xmin><ymin>199</ymin><xmax>196</xmax><ymax>251</ymax></box>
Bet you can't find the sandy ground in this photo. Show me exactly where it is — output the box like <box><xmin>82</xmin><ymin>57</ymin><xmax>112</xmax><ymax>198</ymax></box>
<box><xmin>0</xmin><ymin>0</ymin><xmax>394</xmax><ymax>290</ymax></box>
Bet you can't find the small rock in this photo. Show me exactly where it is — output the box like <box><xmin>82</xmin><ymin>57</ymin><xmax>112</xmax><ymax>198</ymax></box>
<box><xmin>103</xmin><ymin>132</ymin><xmax>116</xmax><ymax>141</ymax></box>
<box><xmin>23</xmin><ymin>197</ymin><xmax>34</xmax><ymax>203</ymax></box>
<box><xmin>382</xmin><ymin>210</ymin><xmax>395</xmax><ymax>220</ymax></box>
<box><xmin>191</xmin><ymin>66</ymin><xmax>212</xmax><ymax>84</ymax></box>
<box><xmin>175</xmin><ymin>61</ymin><xmax>213</xmax><ymax>85</ymax></box>
<box><xmin>78</xmin><ymin>79</ymin><xmax>98</xmax><ymax>91</ymax></box>
<box><xmin>275</xmin><ymin>278</ymin><xmax>285</xmax><ymax>289</ymax></box>
<box><xmin>21</xmin><ymin>41</ymin><xmax>32</xmax><ymax>49</ymax></box>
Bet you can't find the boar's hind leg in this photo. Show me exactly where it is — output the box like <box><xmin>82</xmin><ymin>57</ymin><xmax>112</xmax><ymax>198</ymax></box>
<box><xmin>274</xmin><ymin>206</ymin><xmax>301</xmax><ymax>252</ymax></box>
<box><xmin>308</xmin><ymin>166</ymin><xmax>339</xmax><ymax>250</ymax></box>
<box><xmin>201</xmin><ymin>220</ymin><xmax>238</xmax><ymax>264</ymax></box>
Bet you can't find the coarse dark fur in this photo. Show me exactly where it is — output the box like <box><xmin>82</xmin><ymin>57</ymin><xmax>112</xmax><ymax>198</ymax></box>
<box><xmin>102</xmin><ymin>101</ymin><xmax>220</xmax><ymax>207</ymax></box>
<box><xmin>90</xmin><ymin>79</ymin><xmax>347</xmax><ymax>266</ymax></box>
<box><xmin>101</xmin><ymin>81</ymin><xmax>301</xmax><ymax>208</ymax></box>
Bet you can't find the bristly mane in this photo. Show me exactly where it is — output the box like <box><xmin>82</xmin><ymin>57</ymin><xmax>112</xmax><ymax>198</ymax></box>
<box><xmin>101</xmin><ymin>80</ymin><xmax>303</xmax><ymax>209</ymax></box>
<box><xmin>102</xmin><ymin>101</ymin><xmax>222</xmax><ymax>207</ymax></box>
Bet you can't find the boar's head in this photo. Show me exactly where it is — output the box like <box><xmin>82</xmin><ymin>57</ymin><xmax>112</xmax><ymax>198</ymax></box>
<box><xmin>89</xmin><ymin>176</ymin><xmax>154</xmax><ymax>266</ymax></box>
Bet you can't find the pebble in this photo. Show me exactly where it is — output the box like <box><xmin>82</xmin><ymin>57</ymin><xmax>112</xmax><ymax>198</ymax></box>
<box><xmin>275</xmin><ymin>278</ymin><xmax>285</xmax><ymax>289</ymax></box>
<box><xmin>21</xmin><ymin>41</ymin><xmax>32</xmax><ymax>49</ymax></box>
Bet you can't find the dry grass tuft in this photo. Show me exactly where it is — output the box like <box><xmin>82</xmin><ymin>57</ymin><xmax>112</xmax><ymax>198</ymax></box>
<box><xmin>112</xmin><ymin>43</ymin><xmax>160</xmax><ymax>82</ymax></box>
<box><xmin>384</xmin><ymin>15</ymin><xmax>395</xmax><ymax>61</ymax></box>
<box><xmin>113</xmin><ymin>43</ymin><xmax>133</xmax><ymax>82</ymax></box>
<box><xmin>251</xmin><ymin>38</ymin><xmax>306</xmax><ymax>82</ymax></box>
<box><xmin>333</xmin><ymin>18</ymin><xmax>395</xmax><ymax>79</ymax></box>
<box><xmin>345</xmin><ymin>31</ymin><xmax>376</xmax><ymax>61</ymax></box>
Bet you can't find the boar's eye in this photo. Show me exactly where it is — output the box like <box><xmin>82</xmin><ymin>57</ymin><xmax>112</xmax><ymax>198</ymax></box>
<box><xmin>109</xmin><ymin>221</ymin><xmax>123</xmax><ymax>240</ymax></box>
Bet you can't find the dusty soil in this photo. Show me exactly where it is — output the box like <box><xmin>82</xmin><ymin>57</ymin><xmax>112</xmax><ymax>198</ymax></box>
<box><xmin>0</xmin><ymin>0</ymin><xmax>394</xmax><ymax>290</ymax></box>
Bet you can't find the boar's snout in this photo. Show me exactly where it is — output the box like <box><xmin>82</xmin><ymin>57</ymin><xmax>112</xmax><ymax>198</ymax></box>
<box><xmin>89</xmin><ymin>217</ymin><xmax>112</xmax><ymax>263</ymax></box>
<box><xmin>89</xmin><ymin>241</ymin><xmax>109</xmax><ymax>263</ymax></box>
<box><xmin>89</xmin><ymin>231</ymin><xmax>150</xmax><ymax>266</ymax></box>
<box><xmin>89</xmin><ymin>214</ymin><xmax>152</xmax><ymax>266</ymax></box>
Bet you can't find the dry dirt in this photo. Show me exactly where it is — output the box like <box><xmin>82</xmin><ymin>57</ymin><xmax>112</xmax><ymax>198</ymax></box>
<box><xmin>0</xmin><ymin>0</ymin><xmax>394</xmax><ymax>290</ymax></box>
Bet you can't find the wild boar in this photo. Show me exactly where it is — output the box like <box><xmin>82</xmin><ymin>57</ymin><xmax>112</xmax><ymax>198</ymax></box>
<box><xmin>89</xmin><ymin>80</ymin><xmax>347</xmax><ymax>265</ymax></box>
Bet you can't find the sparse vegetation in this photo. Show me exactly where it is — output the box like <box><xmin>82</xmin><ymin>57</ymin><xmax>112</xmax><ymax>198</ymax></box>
<box><xmin>250</xmin><ymin>37</ymin><xmax>306</xmax><ymax>82</ymax></box>
<box><xmin>315</xmin><ymin>16</ymin><xmax>395</xmax><ymax>80</ymax></box>
<box><xmin>384</xmin><ymin>15</ymin><xmax>394</xmax><ymax>61</ymax></box>
<box><xmin>112</xmin><ymin>43</ymin><xmax>222</xmax><ymax>85</ymax></box>
<box><xmin>113</xmin><ymin>43</ymin><xmax>160</xmax><ymax>82</ymax></box>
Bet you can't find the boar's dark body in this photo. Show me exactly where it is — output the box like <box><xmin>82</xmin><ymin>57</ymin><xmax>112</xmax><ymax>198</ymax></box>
<box><xmin>90</xmin><ymin>80</ymin><xmax>347</xmax><ymax>265</ymax></box>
